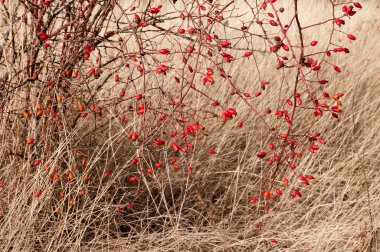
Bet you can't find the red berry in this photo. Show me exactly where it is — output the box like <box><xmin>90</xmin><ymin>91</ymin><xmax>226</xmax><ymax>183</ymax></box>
<box><xmin>354</xmin><ymin>2</ymin><xmax>362</xmax><ymax>8</ymax></box>
<box><xmin>269</xmin><ymin>20</ymin><xmax>277</xmax><ymax>26</ymax></box>
<box><xmin>35</xmin><ymin>190</ymin><xmax>43</xmax><ymax>197</ymax></box>
<box><xmin>178</xmin><ymin>28</ymin><xmax>185</xmax><ymax>34</ymax></box>
<box><xmin>38</xmin><ymin>32</ymin><xmax>48</xmax><ymax>40</ymax></box>
<box><xmin>220</xmin><ymin>41</ymin><xmax>231</xmax><ymax>47</ymax></box>
<box><xmin>155</xmin><ymin>162</ymin><xmax>162</xmax><ymax>168</ymax></box>
<box><xmin>257</xmin><ymin>151</ymin><xmax>267</xmax><ymax>158</ymax></box>
<box><xmin>279</xmin><ymin>133</ymin><xmax>288</xmax><ymax>139</ymax></box>
<box><xmin>208</xmin><ymin>149</ymin><xmax>216</xmax><ymax>155</ymax></box>
<box><xmin>244</xmin><ymin>51</ymin><xmax>252</xmax><ymax>57</ymax></box>
<box><xmin>159</xmin><ymin>49</ymin><xmax>170</xmax><ymax>54</ymax></box>
<box><xmin>347</xmin><ymin>34</ymin><xmax>356</xmax><ymax>40</ymax></box>
<box><xmin>155</xmin><ymin>139</ymin><xmax>165</xmax><ymax>145</ymax></box>
<box><xmin>334</xmin><ymin>65</ymin><xmax>341</xmax><ymax>72</ymax></box>
<box><xmin>129</xmin><ymin>176</ymin><xmax>137</xmax><ymax>182</ymax></box>
<box><xmin>249</xmin><ymin>197</ymin><xmax>257</xmax><ymax>204</ymax></box>
<box><xmin>150</xmin><ymin>7</ymin><xmax>159</xmax><ymax>14</ymax></box>
<box><xmin>275</xmin><ymin>189</ymin><xmax>282</xmax><ymax>195</ymax></box>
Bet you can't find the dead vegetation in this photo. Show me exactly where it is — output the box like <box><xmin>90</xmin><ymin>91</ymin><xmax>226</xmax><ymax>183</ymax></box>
<box><xmin>0</xmin><ymin>0</ymin><xmax>379</xmax><ymax>251</ymax></box>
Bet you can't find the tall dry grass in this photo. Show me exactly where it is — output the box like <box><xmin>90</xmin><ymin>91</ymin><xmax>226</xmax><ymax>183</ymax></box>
<box><xmin>0</xmin><ymin>0</ymin><xmax>379</xmax><ymax>251</ymax></box>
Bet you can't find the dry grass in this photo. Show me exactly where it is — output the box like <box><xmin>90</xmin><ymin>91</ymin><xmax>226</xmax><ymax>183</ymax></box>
<box><xmin>0</xmin><ymin>0</ymin><xmax>379</xmax><ymax>251</ymax></box>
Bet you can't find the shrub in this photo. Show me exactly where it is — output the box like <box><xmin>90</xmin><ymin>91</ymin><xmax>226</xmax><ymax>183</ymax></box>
<box><xmin>0</xmin><ymin>0</ymin><xmax>363</xmax><ymax>249</ymax></box>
